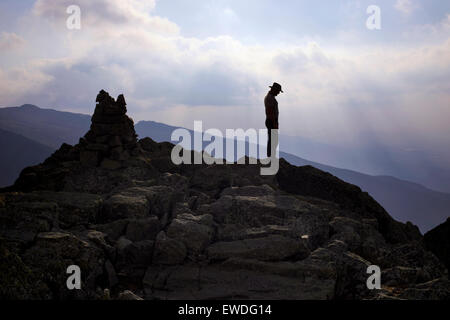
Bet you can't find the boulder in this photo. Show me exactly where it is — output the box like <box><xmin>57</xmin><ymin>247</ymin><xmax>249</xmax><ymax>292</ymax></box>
<box><xmin>143</xmin><ymin>259</ymin><xmax>335</xmax><ymax>300</ymax></box>
<box><xmin>329</xmin><ymin>216</ymin><xmax>388</xmax><ymax>263</ymax></box>
<box><xmin>0</xmin><ymin>239</ymin><xmax>51</xmax><ymax>299</ymax></box>
<box><xmin>217</xmin><ymin>224</ymin><xmax>293</xmax><ymax>242</ymax></box>
<box><xmin>115</xmin><ymin>236</ymin><xmax>132</xmax><ymax>252</ymax></box>
<box><xmin>80</xmin><ymin>150</ymin><xmax>100</xmax><ymax>167</ymax></box>
<box><xmin>291</xmin><ymin>212</ymin><xmax>330</xmax><ymax>249</ymax></box>
<box><xmin>399</xmin><ymin>278</ymin><xmax>450</xmax><ymax>300</ymax></box>
<box><xmin>382</xmin><ymin>266</ymin><xmax>424</xmax><ymax>286</ymax></box>
<box><xmin>221</xmin><ymin>184</ymin><xmax>275</xmax><ymax>197</ymax></box>
<box><xmin>22</xmin><ymin>232</ymin><xmax>105</xmax><ymax>299</ymax></box>
<box><xmin>25</xmin><ymin>191</ymin><xmax>103</xmax><ymax>228</ymax></box>
<box><xmin>167</xmin><ymin>215</ymin><xmax>214</xmax><ymax>255</ymax></box>
<box><xmin>94</xmin><ymin>219</ymin><xmax>129</xmax><ymax>242</ymax></box>
<box><xmin>152</xmin><ymin>231</ymin><xmax>187</xmax><ymax>265</ymax></box>
<box><xmin>117</xmin><ymin>185</ymin><xmax>183</xmax><ymax>226</ymax></box>
<box><xmin>116</xmin><ymin>240</ymin><xmax>154</xmax><ymax>268</ymax></box>
<box><xmin>125</xmin><ymin>217</ymin><xmax>161</xmax><ymax>242</ymax></box>
<box><xmin>100</xmin><ymin>158</ymin><xmax>122</xmax><ymax>170</ymax></box>
<box><xmin>117</xmin><ymin>290</ymin><xmax>143</xmax><ymax>300</ymax></box>
<box><xmin>101</xmin><ymin>193</ymin><xmax>149</xmax><ymax>222</ymax></box>
<box><xmin>380</xmin><ymin>242</ymin><xmax>447</xmax><ymax>282</ymax></box>
<box><xmin>209</xmin><ymin>195</ymin><xmax>285</xmax><ymax>227</ymax></box>
<box><xmin>0</xmin><ymin>196</ymin><xmax>56</xmax><ymax>250</ymax></box>
<box><xmin>206</xmin><ymin>235</ymin><xmax>310</xmax><ymax>262</ymax></box>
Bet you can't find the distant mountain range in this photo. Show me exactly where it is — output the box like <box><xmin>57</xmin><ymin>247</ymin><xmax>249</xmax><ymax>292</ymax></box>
<box><xmin>0</xmin><ymin>104</ymin><xmax>449</xmax><ymax>233</ymax></box>
<box><xmin>279</xmin><ymin>132</ymin><xmax>450</xmax><ymax>194</ymax></box>
<box><xmin>0</xmin><ymin>128</ymin><xmax>54</xmax><ymax>188</ymax></box>
<box><xmin>0</xmin><ymin>104</ymin><xmax>91</xmax><ymax>148</ymax></box>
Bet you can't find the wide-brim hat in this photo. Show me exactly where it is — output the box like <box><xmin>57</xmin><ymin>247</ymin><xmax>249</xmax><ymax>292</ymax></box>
<box><xmin>269</xmin><ymin>82</ymin><xmax>284</xmax><ymax>93</ymax></box>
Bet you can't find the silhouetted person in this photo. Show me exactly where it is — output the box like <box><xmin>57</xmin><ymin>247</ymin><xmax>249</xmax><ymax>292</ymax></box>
<box><xmin>265</xmin><ymin>82</ymin><xmax>283</xmax><ymax>157</ymax></box>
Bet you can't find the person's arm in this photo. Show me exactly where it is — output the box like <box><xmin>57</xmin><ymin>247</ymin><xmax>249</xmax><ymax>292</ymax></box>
<box><xmin>274</xmin><ymin>104</ymin><xmax>279</xmax><ymax>129</ymax></box>
<box><xmin>273</xmin><ymin>120</ymin><xmax>279</xmax><ymax>130</ymax></box>
<box><xmin>269</xmin><ymin>97</ymin><xmax>280</xmax><ymax>129</ymax></box>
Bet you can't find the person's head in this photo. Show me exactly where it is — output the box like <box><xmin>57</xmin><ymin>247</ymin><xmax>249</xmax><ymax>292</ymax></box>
<box><xmin>269</xmin><ymin>82</ymin><xmax>284</xmax><ymax>96</ymax></box>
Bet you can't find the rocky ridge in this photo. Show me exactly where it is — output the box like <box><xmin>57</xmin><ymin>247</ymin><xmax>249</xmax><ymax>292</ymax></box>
<box><xmin>0</xmin><ymin>91</ymin><xmax>448</xmax><ymax>300</ymax></box>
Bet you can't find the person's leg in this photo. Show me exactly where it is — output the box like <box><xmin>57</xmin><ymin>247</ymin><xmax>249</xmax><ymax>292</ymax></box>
<box><xmin>267</xmin><ymin>127</ymin><xmax>272</xmax><ymax>158</ymax></box>
<box><xmin>271</xmin><ymin>128</ymin><xmax>278</xmax><ymax>158</ymax></box>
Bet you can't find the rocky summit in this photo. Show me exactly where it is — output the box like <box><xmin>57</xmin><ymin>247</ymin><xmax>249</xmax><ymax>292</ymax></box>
<box><xmin>81</xmin><ymin>90</ymin><xmax>139</xmax><ymax>169</ymax></box>
<box><xmin>0</xmin><ymin>91</ymin><xmax>448</xmax><ymax>300</ymax></box>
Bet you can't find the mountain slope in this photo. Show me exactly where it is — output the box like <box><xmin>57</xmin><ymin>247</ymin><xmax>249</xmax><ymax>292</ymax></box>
<box><xmin>425</xmin><ymin>218</ymin><xmax>450</xmax><ymax>272</ymax></box>
<box><xmin>0</xmin><ymin>128</ymin><xmax>55</xmax><ymax>187</ymax></box>
<box><xmin>0</xmin><ymin>104</ymin><xmax>91</xmax><ymax>149</ymax></box>
<box><xmin>281</xmin><ymin>153</ymin><xmax>450</xmax><ymax>234</ymax></box>
<box><xmin>280</xmin><ymin>133</ymin><xmax>450</xmax><ymax>194</ymax></box>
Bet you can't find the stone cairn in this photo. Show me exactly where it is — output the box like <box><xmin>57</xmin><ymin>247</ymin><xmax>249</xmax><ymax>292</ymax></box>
<box><xmin>78</xmin><ymin>90</ymin><xmax>140</xmax><ymax>170</ymax></box>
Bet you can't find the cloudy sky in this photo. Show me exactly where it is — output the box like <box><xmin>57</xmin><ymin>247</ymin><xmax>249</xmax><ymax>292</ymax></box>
<box><xmin>0</xmin><ymin>0</ymin><xmax>449</xmax><ymax>168</ymax></box>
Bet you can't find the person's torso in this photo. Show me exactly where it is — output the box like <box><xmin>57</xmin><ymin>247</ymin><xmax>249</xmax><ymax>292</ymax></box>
<box><xmin>264</xmin><ymin>93</ymin><xmax>279</xmax><ymax>118</ymax></box>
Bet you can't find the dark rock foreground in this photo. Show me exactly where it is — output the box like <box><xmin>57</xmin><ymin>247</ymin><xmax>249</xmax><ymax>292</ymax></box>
<box><xmin>0</xmin><ymin>91</ymin><xmax>448</xmax><ymax>300</ymax></box>
<box><xmin>425</xmin><ymin>218</ymin><xmax>450</xmax><ymax>273</ymax></box>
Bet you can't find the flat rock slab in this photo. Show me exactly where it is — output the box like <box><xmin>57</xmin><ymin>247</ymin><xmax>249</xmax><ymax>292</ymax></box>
<box><xmin>206</xmin><ymin>235</ymin><xmax>310</xmax><ymax>262</ymax></box>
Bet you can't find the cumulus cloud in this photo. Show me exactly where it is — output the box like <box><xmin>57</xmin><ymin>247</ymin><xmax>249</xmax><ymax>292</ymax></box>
<box><xmin>0</xmin><ymin>32</ymin><xmax>25</xmax><ymax>51</ymax></box>
<box><xmin>405</xmin><ymin>14</ymin><xmax>450</xmax><ymax>40</ymax></box>
<box><xmin>395</xmin><ymin>0</ymin><xmax>418</xmax><ymax>16</ymax></box>
<box><xmin>33</xmin><ymin>0</ymin><xmax>178</xmax><ymax>34</ymax></box>
<box><xmin>0</xmin><ymin>64</ymin><xmax>53</xmax><ymax>106</ymax></box>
